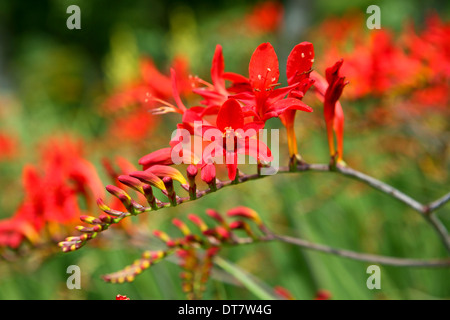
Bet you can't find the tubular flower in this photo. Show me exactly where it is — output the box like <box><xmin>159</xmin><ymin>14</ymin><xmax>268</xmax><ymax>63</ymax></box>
<box><xmin>311</xmin><ymin>59</ymin><xmax>348</xmax><ymax>163</ymax></box>
<box><xmin>230</xmin><ymin>42</ymin><xmax>313</xmax><ymax>122</ymax></box>
<box><xmin>280</xmin><ymin>42</ymin><xmax>315</xmax><ymax>159</ymax></box>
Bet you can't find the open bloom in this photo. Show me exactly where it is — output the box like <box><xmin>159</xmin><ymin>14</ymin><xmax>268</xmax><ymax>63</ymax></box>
<box><xmin>279</xmin><ymin>42</ymin><xmax>315</xmax><ymax>158</ymax></box>
<box><xmin>231</xmin><ymin>42</ymin><xmax>313</xmax><ymax>122</ymax></box>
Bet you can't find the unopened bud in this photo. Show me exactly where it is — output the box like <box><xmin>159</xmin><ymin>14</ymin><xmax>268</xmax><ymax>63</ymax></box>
<box><xmin>201</xmin><ymin>163</ymin><xmax>216</xmax><ymax>190</ymax></box>
<box><xmin>118</xmin><ymin>175</ymin><xmax>144</xmax><ymax>194</ymax></box>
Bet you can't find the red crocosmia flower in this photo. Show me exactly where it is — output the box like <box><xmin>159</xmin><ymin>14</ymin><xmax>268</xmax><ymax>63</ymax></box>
<box><xmin>280</xmin><ymin>42</ymin><xmax>315</xmax><ymax>158</ymax></box>
<box><xmin>201</xmin><ymin>99</ymin><xmax>273</xmax><ymax>181</ymax></box>
<box><xmin>150</xmin><ymin>68</ymin><xmax>190</xmax><ymax>116</ymax></box>
<box><xmin>231</xmin><ymin>43</ymin><xmax>313</xmax><ymax>122</ymax></box>
<box><xmin>104</xmin><ymin>55</ymin><xmax>191</xmax><ymax>114</ymax></box>
<box><xmin>311</xmin><ymin>60</ymin><xmax>348</xmax><ymax>163</ymax></box>
<box><xmin>0</xmin><ymin>137</ymin><xmax>105</xmax><ymax>249</ymax></box>
<box><xmin>116</xmin><ymin>294</ymin><xmax>130</xmax><ymax>300</ymax></box>
<box><xmin>139</xmin><ymin>147</ymin><xmax>174</xmax><ymax>170</ymax></box>
<box><xmin>244</xmin><ymin>1</ymin><xmax>284</xmax><ymax>35</ymax></box>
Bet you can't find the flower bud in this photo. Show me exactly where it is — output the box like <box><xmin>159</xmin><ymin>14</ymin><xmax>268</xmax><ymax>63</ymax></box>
<box><xmin>188</xmin><ymin>214</ymin><xmax>208</xmax><ymax>232</ymax></box>
<box><xmin>129</xmin><ymin>171</ymin><xmax>166</xmax><ymax>190</ymax></box>
<box><xmin>227</xmin><ymin>206</ymin><xmax>263</xmax><ymax>226</ymax></box>
<box><xmin>186</xmin><ymin>164</ymin><xmax>198</xmax><ymax>200</ymax></box>
<box><xmin>201</xmin><ymin>163</ymin><xmax>216</xmax><ymax>190</ymax></box>
<box><xmin>163</xmin><ymin>177</ymin><xmax>177</xmax><ymax>206</ymax></box>
<box><xmin>146</xmin><ymin>165</ymin><xmax>187</xmax><ymax>185</ymax></box>
<box><xmin>118</xmin><ymin>175</ymin><xmax>144</xmax><ymax>194</ymax></box>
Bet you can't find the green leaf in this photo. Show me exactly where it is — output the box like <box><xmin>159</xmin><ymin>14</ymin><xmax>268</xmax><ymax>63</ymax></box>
<box><xmin>214</xmin><ymin>256</ymin><xmax>277</xmax><ymax>300</ymax></box>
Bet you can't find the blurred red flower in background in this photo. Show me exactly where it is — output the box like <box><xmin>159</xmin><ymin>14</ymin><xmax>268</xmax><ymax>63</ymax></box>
<box><xmin>0</xmin><ymin>132</ymin><xmax>17</xmax><ymax>161</ymax></box>
<box><xmin>245</xmin><ymin>1</ymin><xmax>284</xmax><ymax>35</ymax></box>
<box><xmin>0</xmin><ymin>137</ymin><xmax>104</xmax><ymax>249</ymax></box>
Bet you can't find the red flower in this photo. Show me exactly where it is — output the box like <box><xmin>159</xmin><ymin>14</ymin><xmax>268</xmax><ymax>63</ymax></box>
<box><xmin>245</xmin><ymin>1</ymin><xmax>284</xmax><ymax>35</ymax></box>
<box><xmin>311</xmin><ymin>60</ymin><xmax>348</xmax><ymax>162</ymax></box>
<box><xmin>0</xmin><ymin>137</ymin><xmax>105</xmax><ymax>249</ymax></box>
<box><xmin>139</xmin><ymin>147</ymin><xmax>174</xmax><ymax>170</ymax></box>
<box><xmin>231</xmin><ymin>42</ymin><xmax>313</xmax><ymax>122</ymax></box>
<box><xmin>0</xmin><ymin>132</ymin><xmax>17</xmax><ymax>161</ymax></box>
<box><xmin>280</xmin><ymin>42</ymin><xmax>315</xmax><ymax>158</ymax></box>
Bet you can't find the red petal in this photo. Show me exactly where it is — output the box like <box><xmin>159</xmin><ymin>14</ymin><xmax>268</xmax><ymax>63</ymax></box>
<box><xmin>266</xmin><ymin>82</ymin><xmax>299</xmax><ymax>105</ymax></box>
<box><xmin>226</xmin><ymin>162</ymin><xmax>238</xmax><ymax>181</ymax></box>
<box><xmin>216</xmin><ymin>99</ymin><xmax>244</xmax><ymax>131</ymax></box>
<box><xmin>223</xmin><ymin>72</ymin><xmax>249</xmax><ymax>84</ymax></box>
<box><xmin>333</xmin><ymin>102</ymin><xmax>345</xmax><ymax>161</ymax></box>
<box><xmin>264</xmin><ymin>98</ymin><xmax>312</xmax><ymax>120</ymax></box>
<box><xmin>228</xmin><ymin>91</ymin><xmax>256</xmax><ymax>105</ymax></box>
<box><xmin>325</xmin><ymin>59</ymin><xmax>344</xmax><ymax>85</ymax></box>
<box><xmin>182</xmin><ymin>108</ymin><xmax>203</xmax><ymax>124</ymax></box>
<box><xmin>249</xmin><ymin>43</ymin><xmax>279</xmax><ymax>93</ymax></box>
<box><xmin>211</xmin><ymin>45</ymin><xmax>226</xmax><ymax>93</ymax></box>
<box><xmin>286</xmin><ymin>42</ymin><xmax>315</xmax><ymax>85</ymax></box>
<box><xmin>170</xmin><ymin>68</ymin><xmax>187</xmax><ymax>113</ymax></box>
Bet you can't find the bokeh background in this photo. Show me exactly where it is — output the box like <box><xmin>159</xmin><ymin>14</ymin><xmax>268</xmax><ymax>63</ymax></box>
<box><xmin>0</xmin><ymin>0</ymin><xmax>449</xmax><ymax>300</ymax></box>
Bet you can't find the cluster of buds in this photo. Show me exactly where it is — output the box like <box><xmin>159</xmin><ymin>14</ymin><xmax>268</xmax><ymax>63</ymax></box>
<box><xmin>58</xmin><ymin>155</ymin><xmax>268</xmax><ymax>253</ymax></box>
<box><xmin>100</xmin><ymin>207</ymin><xmax>270</xmax><ymax>299</ymax></box>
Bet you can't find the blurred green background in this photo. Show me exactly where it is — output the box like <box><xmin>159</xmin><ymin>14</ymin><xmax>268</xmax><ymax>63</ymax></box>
<box><xmin>0</xmin><ymin>0</ymin><xmax>449</xmax><ymax>300</ymax></box>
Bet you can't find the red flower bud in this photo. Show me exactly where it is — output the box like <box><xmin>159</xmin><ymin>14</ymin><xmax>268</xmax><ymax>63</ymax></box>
<box><xmin>206</xmin><ymin>209</ymin><xmax>225</xmax><ymax>224</ymax></box>
<box><xmin>146</xmin><ymin>165</ymin><xmax>187</xmax><ymax>185</ymax></box>
<box><xmin>201</xmin><ymin>163</ymin><xmax>216</xmax><ymax>185</ymax></box>
<box><xmin>188</xmin><ymin>214</ymin><xmax>208</xmax><ymax>232</ymax></box>
<box><xmin>138</xmin><ymin>147</ymin><xmax>174</xmax><ymax>170</ymax></box>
